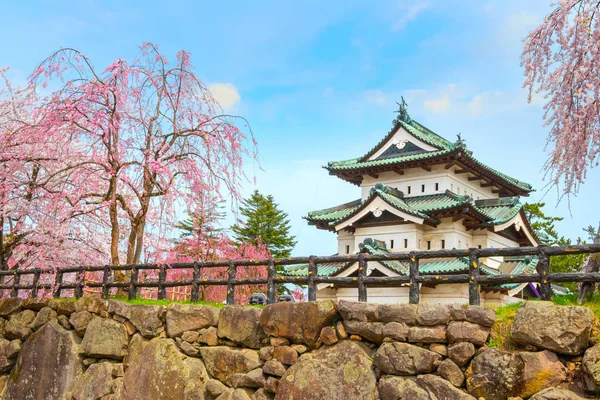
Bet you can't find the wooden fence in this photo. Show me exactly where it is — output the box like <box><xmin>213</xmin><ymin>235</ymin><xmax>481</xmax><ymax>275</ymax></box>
<box><xmin>1</xmin><ymin>244</ymin><xmax>600</xmax><ymax>305</ymax></box>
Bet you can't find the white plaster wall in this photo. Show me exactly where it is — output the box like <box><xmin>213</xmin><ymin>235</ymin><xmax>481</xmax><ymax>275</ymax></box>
<box><xmin>353</xmin><ymin>224</ymin><xmax>424</xmax><ymax>252</ymax></box>
<box><xmin>360</xmin><ymin>165</ymin><xmax>498</xmax><ymax>200</ymax></box>
<box><xmin>337</xmin><ymin>230</ymin><xmax>355</xmax><ymax>255</ymax></box>
<box><xmin>317</xmin><ymin>284</ymin><xmax>515</xmax><ymax>305</ymax></box>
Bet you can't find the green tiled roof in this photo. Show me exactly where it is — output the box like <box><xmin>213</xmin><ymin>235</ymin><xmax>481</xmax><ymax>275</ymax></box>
<box><xmin>484</xmin><ymin>257</ymin><xmax>539</xmax><ymax>291</ymax></box>
<box><xmin>328</xmin><ymin>148</ymin><xmax>454</xmax><ymax>171</ymax></box>
<box><xmin>475</xmin><ymin>198</ymin><xmax>523</xmax><ymax>225</ymax></box>
<box><xmin>283</xmin><ymin>238</ymin><xmax>501</xmax><ymax>278</ymax></box>
<box><xmin>306</xmin><ymin>183</ymin><xmax>439</xmax><ymax>228</ymax></box>
<box><xmin>306</xmin><ymin>184</ymin><xmax>524</xmax><ymax>228</ymax></box>
<box><xmin>326</xmin><ymin>118</ymin><xmax>533</xmax><ymax>194</ymax></box>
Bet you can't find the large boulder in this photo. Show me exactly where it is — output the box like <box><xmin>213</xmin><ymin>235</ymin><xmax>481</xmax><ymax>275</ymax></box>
<box><xmin>519</xmin><ymin>350</ymin><xmax>568</xmax><ymax>398</ymax></box>
<box><xmin>529</xmin><ymin>387</ymin><xmax>586</xmax><ymax>399</ymax></box>
<box><xmin>218</xmin><ymin>306</ymin><xmax>268</xmax><ymax>349</ymax></box>
<box><xmin>373</xmin><ymin>342</ymin><xmax>441</xmax><ymax>376</ymax></box>
<box><xmin>260</xmin><ymin>300</ymin><xmax>338</xmax><ymax>348</ymax></box>
<box><xmin>416</xmin><ymin>374</ymin><xmax>475</xmax><ymax>400</ymax></box>
<box><xmin>275</xmin><ymin>340</ymin><xmax>378</xmax><ymax>400</ymax></box>
<box><xmin>449</xmin><ymin>305</ymin><xmax>496</xmax><ymax>328</ymax></box>
<box><xmin>447</xmin><ymin>321</ymin><xmax>490</xmax><ymax>346</ymax></box>
<box><xmin>0</xmin><ymin>298</ymin><xmax>23</xmax><ymax>317</ymax></box>
<box><xmin>511</xmin><ymin>301</ymin><xmax>594</xmax><ymax>355</ymax></box>
<box><xmin>582</xmin><ymin>344</ymin><xmax>600</xmax><ymax>392</ymax></box>
<box><xmin>123</xmin><ymin>338</ymin><xmax>208</xmax><ymax>399</ymax></box>
<box><xmin>81</xmin><ymin>316</ymin><xmax>129</xmax><ymax>359</ymax></box>
<box><xmin>466</xmin><ymin>348</ymin><xmax>524</xmax><ymax>400</ymax></box>
<box><xmin>165</xmin><ymin>303</ymin><xmax>220</xmax><ymax>338</ymax></box>
<box><xmin>416</xmin><ymin>304</ymin><xmax>450</xmax><ymax>326</ymax></box>
<box><xmin>5</xmin><ymin>309</ymin><xmax>35</xmax><ymax>340</ymax></box>
<box><xmin>71</xmin><ymin>362</ymin><xmax>117</xmax><ymax>400</ymax></box>
<box><xmin>378</xmin><ymin>304</ymin><xmax>417</xmax><ymax>325</ymax></box>
<box><xmin>199</xmin><ymin>346</ymin><xmax>263</xmax><ymax>385</ymax></box>
<box><xmin>378</xmin><ymin>375</ymin><xmax>475</xmax><ymax>400</ymax></box>
<box><xmin>466</xmin><ymin>348</ymin><xmax>568</xmax><ymax>400</ymax></box>
<box><xmin>4</xmin><ymin>322</ymin><xmax>82</xmax><ymax>400</ymax></box>
<box><xmin>378</xmin><ymin>376</ymin><xmax>430</xmax><ymax>400</ymax></box>
<box><xmin>338</xmin><ymin>300</ymin><xmax>379</xmax><ymax>322</ymax></box>
<box><xmin>343</xmin><ymin>321</ymin><xmax>384</xmax><ymax>343</ymax></box>
<box><xmin>129</xmin><ymin>305</ymin><xmax>164</xmax><ymax>338</ymax></box>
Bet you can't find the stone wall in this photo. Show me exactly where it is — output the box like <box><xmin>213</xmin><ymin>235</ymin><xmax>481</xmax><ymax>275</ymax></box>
<box><xmin>0</xmin><ymin>297</ymin><xmax>597</xmax><ymax>399</ymax></box>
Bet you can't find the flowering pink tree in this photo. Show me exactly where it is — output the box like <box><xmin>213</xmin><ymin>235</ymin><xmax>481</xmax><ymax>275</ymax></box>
<box><xmin>27</xmin><ymin>43</ymin><xmax>257</xmax><ymax>281</ymax></box>
<box><xmin>522</xmin><ymin>0</ymin><xmax>600</xmax><ymax>195</ymax></box>
<box><xmin>0</xmin><ymin>67</ymin><xmax>105</xmax><ymax>287</ymax></box>
<box><xmin>167</xmin><ymin>206</ymin><xmax>270</xmax><ymax>304</ymax></box>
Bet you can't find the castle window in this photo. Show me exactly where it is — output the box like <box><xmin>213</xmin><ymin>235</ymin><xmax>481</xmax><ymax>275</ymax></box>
<box><xmin>390</xmin><ymin>240</ymin><xmax>394</xmax><ymax>249</ymax></box>
<box><xmin>345</xmin><ymin>245</ymin><xmax>350</xmax><ymax>254</ymax></box>
<box><xmin>407</xmin><ymin>186</ymin><xmax>411</xmax><ymax>194</ymax></box>
<box><xmin>478</xmin><ymin>245</ymin><xmax>482</xmax><ymax>249</ymax></box>
<box><xmin>441</xmin><ymin>239</ymin><xmax>445</xmax><ymax>249</ymax></box>
<box><xmin>427</xmin><ymin>241</ymin><xmax>431</xmax><ymax>250</ymax></box>
<box><xmin>435</xmin><ymin>183</ymin><xmax>439</xmax><ymax>191</ymax></box>
<box><xmin>404</xmin><ymin>239</ymin><xmax>408</xmax><ymax>248</ymax></box>
<box><xmin>421</xmin><ymin>184</ymin><xmax>425</xmax><ymax>193</ymax></box>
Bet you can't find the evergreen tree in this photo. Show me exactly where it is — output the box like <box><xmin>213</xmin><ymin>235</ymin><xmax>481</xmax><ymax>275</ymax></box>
<box><xmin>231</xmin><ymin>190</ymin><xmax>296</xmax><ymax>259</ymax></box>
<box><xmin>524</xmin><ymin>202</ymin><xmax>590</xmax><ymax>277</ymax></box>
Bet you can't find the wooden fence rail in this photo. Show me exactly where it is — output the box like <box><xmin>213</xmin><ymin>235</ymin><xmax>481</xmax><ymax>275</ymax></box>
<box><xmin>1</xmin><ymin>244</ymin><xmax>600</xmax><ymax>305</ymax></box>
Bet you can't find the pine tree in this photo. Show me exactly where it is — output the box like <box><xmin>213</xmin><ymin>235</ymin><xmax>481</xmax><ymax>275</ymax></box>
<box><xmin>231</xmin><ymin>190</ymin><xmax>296</xmax><ymax>259</ymax></box>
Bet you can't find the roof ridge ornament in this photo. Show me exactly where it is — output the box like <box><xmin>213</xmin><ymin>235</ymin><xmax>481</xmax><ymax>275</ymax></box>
<box><xmin>454</xmin><ymin>132</ymin><xmax>466</xmax><ymax>148</ymax></box>
<box><xmin>393</xmin><ymin>96</ymin><xmax>412</xmax><ymax>126</ymax></box>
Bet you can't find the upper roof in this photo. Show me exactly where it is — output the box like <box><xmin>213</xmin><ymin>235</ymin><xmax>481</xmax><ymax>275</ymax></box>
<box><xmin>325</xmin><ymin>115</ymin><xmax>534</xmax><ymax>196</ymax></box>
<box><xmin>306</xmin><ymin>183</ymin><xmax>526</xmax><ymax>232</ymax></box>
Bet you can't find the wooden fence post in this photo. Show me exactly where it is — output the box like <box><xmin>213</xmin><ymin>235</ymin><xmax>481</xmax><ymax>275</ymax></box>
<box><xmin>191</xmin><ymin>262</ymin><xmax>200</xmax><ymax>302</ymax></box>
<box><xmin>267</xmin><ymin>259</ymin><xmax>276</xmax><ymax>304</ymax></box>
<box><xmin>537</xmin><ymin>248</ymin><xmax>553</xmax><ymax>300</ymax></box>
<box><xmin>10</xmin><ymin>272</ymin><xmax>20</xmax><ymax>298</ymax></box>
<box><xmin>469</xmin><ymin>249</ymin><xmax>481</xmax><ymax>305</ymax></box>
<box><xmin>53</xmin><ymin>270</ymin><xmax>64</xmax><ymax>298</ymax></box>
<box><xmin>409</xmin><ymin>252</ymin><xmax>420</xmax><ymax>304</ymax></box>
<box><xmin>157</xmin><ymin>266</ymin><xmax>167</xmax><ymax>300</ymax></box>
<box><xmin>128</xmin><ymin>266</ymin><xmax>139</xmax><ymax>301</ymax></box>
<box><xmin>74</xmin><ymin>266</ymin><xmax>85</xmax><ymax>298</ymax></box>
<box><xmin>101</xmin><ymin>265</ymin><xmax>110</xmax><ymax>299</ymax></box>
<box><xmin>308</xmin><ymin>256</ymin><xmax>317</xmax><ymax>302</ymax></box>
<box><xmin>358</xmin><ymin>253</ymin><xmax>367</xmax><ymax>302</ymax></box>
<box><xmin>31</xmin><ymin>269</ymin><xmax>41</xmax><ymax>298</ymax></box>
<box><xmin>226</xmin><ymin>261</ymin><xmax>236</xmax><ymax>305</ymax></box>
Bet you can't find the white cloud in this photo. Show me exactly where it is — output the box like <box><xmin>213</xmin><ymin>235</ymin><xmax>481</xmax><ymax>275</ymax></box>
<box><xmin>364</xmin><ymin>89</ymin><xmax>388</xmax><ymax>105</ymax></box>
<box><xmin>392</xmin><ymin>1</ymin><xmax>431</xmax><ymax>31</ymax></box>
<box><xmin>424</xmin><ymin>94</ymin><xmax>451</xmax><ymax>114</ymax></box>
<box><xmin>208</xmin><ymin>83</ymin><xmax>241</xmax><ymax>111</ymax></box>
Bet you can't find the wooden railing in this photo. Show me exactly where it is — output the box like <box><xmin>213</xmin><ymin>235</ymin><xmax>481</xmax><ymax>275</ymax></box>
<box><xmin>1</xmin><ymin>244</ymin><xmax>600</xmax><ymax>305</ymax></box>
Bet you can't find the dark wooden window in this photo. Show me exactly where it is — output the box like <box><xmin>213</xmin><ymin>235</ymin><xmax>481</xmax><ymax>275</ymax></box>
<box><xmin>427</xmin><ymin>241</ymin><xmax>431</xmax><ymax>250</ymax></box>
<box><xmin>435</xmin><ymin>183</ymin><xmax>439</xmax><ymax>191</ymax></box>
<box><xmin>421</xmin><ymin>184</ymin><xmax>425</xmax><ymax>193</ymax></box>
<box><xmin>404</xmin><ymin>239</ymin><xmax>408</xmax><ymax>248</ymax></box>
<box><xmin>441</xmin><ymin>239</ymin><xmax>445</xmax><ymax>249</ymax></box>
<box><xmin>345</xmin><ymin>245</ymin><xmax>350</xmax><ymax>254</ymax></box>
<box><xmin>390</xmin><ymin>240</ymin><xmax>394</xmax><ymax>249</ymax></box>
<box><xmin>407</xmin><ymin>186</ymin><xmax>411</xmax><ymax>194</ymax></box>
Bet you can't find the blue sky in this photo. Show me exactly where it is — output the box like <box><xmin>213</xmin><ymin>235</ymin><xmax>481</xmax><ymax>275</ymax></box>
<box><xmin>2</xmin><ymin>0</ymin><xmax>598</xmax><ymax>256</ymax></box>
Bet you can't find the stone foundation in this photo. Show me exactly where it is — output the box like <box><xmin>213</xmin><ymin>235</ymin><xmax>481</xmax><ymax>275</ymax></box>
<box><xmin>0</xmin><ymin>298</ymin><xmax>596</xmax><ymax>399</ymax></box>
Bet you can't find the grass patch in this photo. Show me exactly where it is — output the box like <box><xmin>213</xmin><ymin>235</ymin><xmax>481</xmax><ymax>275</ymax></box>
<box><xmin>107</xmin><ymin>295</ymin><xmax>264</xmax><ymax>309</ymax></box>
<box><xmin>488</xmin><ymin>294</ymin><xmax>600</xmax><ymax>350</ymax></box>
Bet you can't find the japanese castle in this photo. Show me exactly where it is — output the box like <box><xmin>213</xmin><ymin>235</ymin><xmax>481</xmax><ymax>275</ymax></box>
<box><xmin>285</xmin><ymin>100</ymin><xmax>560</xmax><ymax>305</ymax></box>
